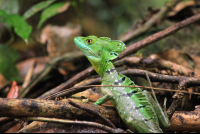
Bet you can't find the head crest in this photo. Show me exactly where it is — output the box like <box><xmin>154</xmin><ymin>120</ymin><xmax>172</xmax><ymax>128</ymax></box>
<box><xmin>102</xmin><ymin>39</ymin><xmax>126</xmax><ymax>60</ymax></box>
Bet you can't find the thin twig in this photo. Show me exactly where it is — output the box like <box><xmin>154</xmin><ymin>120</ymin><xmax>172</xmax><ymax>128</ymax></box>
<box><xmin>45</xmin><ymin>68</ymin><xmax>200</xmax><ymax>100</ymax></box>
<box><xmin>167</xmin><ymin>94</ymin><xmax>183</xmax><ymax>119</ymax></box>
<box><xmin>45</xmin><ymin>84</ymin><xmax>200</xmax><ymax>101</ymax></box>
<box><xmin>166</xmin><ymin>81</ymin><xmax>186</xmax><ymax>119</ymax></box>
<box><xmin>38</xmin><ymin>66</ymin><xmax>95</xmax><ymax>99</ymax></box>
<box><xmin>114</xmin><ymin>57</ymin><xmax>198</xmax><ymax>77</ymax></box>
<box><xmin>20</xmin><ymin>51</ymin><xmax>84</xmax><ymax>98</ymax></box>
<box><xmin>121</xmin><ymin>69</ymin><xmax>200</xmax><ymax>87</ymax></box>
<box><xmin>17</xmin><ymin>117</ymin><xmax>124</xmax><ymax>133</ymax></box>
<box><xmin>45</xmin><ymin>78</ymin><xmax>101</xmax><ymax>100</ymax></box>
<box><xmin>68</xmin><ymin>99</ymin><xmax>116</xmax><ymax>128</ymax></box>
<box><xmin>22</xmin><ymin>59</ymin><xmax>36</xmax><ymax>89</ymax></box>
<box><xmin>118</xmin><ymin>0</ymin><xmax>180</xmax><ymax>42</ymax></box>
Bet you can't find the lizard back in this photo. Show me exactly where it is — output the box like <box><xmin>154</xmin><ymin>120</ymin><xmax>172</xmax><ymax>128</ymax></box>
<box><xmin>102</xmin><ymin>67</ymin><xmax>162</xmax><ymax>133</ymax></box>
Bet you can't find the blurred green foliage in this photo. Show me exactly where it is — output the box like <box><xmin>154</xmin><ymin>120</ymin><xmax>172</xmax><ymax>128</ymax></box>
<box><xmin>87</xmin><ymin>0</ymin><xmax>169</xmax><ymax>37</ymax></box>
<box><xmin>0</xmin><ymin>0</ymin><xmax>71</xmax><ymax>81</ymax></box>
<box><xmin>37</xmin><ymin>2</ymin><xmax>69</xmax><ymax>29</ymax></box>
<box><xmin>0</xmin><ymin>10</ymin><xmax>32</xmax><ymax>42</ymax></box>
<box><xmin>0</xmin><ymin>0</ymin><xmax>199</xmax><ymax>81</ymax></box>
<box><xmin>0</xmin><ymin>0</ymin><xmax>63</xmax><ymax>42</ymax></box>
<box><xmin>0</xmin><ymin>45</ymin><xmax>20</xmax><ymax>81</ymax></box>
<box><xmin>23</xmin><ymin>0</ymin><xmax>55</xmax><ymax>19</ymax></box>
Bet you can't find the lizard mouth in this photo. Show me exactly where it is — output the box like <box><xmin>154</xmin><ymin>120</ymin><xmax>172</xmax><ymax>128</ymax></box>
<box><xmin>74</xmin><ymin>37</ymin><xmax>95</xmax><ymax>56</ymax></box>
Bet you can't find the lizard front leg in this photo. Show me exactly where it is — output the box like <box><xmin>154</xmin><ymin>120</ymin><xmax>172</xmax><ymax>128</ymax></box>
<box><xmin>94</xmin><ymin>88</ymin><xmax>113</xmax><ymax>105</ymax></box>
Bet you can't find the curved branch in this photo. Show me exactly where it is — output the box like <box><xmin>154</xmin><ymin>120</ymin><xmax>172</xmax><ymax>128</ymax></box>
<box><xmin>17</xmin><ymin>117</ymin><xmax>124</xmax><ymax>133</ymax></box>
<box><xmin>68</xmin><ymin>99</ymin><xmax>116</xmax><ymax>129</ymax></box>
<box><xmin>117</xmin><ymin>13</ymin><xmax>200</xmax><ymax>60</ymax></box>
<box><xmin>38</xmin><ymin>66</ymin><xmax>95</xmax><ymax>99</ymax></box>
<box><xmin>115</xmin><ymin>56</ymin><xmax>198</xmax><ymax>77</ymax></box>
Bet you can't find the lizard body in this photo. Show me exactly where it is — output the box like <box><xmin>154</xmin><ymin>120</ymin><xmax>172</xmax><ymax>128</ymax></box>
<box><xmin>74</xmin><ymin>35</ymin><xmax>170</xmax><ymax>133</ymax></box>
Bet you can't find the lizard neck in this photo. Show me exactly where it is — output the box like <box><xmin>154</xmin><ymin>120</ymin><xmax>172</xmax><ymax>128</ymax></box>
<box><xmin>89</xmin><ymin>57</ymin><xmax>116</xmax><ymax>78</ymax></box>
<box><xmin>88</xmin><ymin>55</ymin><xmax>118</xmax><ymax>82</ymax></box>
<box><xmin>100</xmin><ymin>61</ymin><xmax>119</xmax><ymax>85</ymax></box>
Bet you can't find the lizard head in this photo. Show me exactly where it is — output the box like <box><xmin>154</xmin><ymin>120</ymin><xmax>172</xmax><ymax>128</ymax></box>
<box><xmin>74</xmin><ymin>35</ymin><xmax>125</xmax><ymax>61</ymax></box>
<box><xmin>74</xmin><ymin>35</ymin><xmax>125</xmax><ymax>74</ymax></box>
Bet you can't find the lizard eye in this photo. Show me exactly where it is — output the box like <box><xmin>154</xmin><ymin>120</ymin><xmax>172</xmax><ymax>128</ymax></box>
<box><xmin>86</xmin><ymin>39</ymin><xmax>92</xmax><ymax>44</ymax></box>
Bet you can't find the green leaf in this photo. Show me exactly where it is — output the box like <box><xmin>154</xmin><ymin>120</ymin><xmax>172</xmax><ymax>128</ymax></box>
<box><xmin>23</xmin><ymin>0</ymin><xmax>56</xmax><ymax>19</ymax></box>
<box><xmin>0</xmin><ymin>45</ymin><xmax>18</xmax><ymax>62</ymax></box>
<box><xmin>0</xmin><ymin>10</ymin><xmax>32</xmax><ymax>41</ymax></box>
<box><xmin>9</xmin><ymin>14</ymin><xmax>32</xmax><ymax>40</ymax></box>
<box><xmin>0</xmin><ymin>45</ymin><xmax>21</xmax><ymax>81</ymax></box>
<box><xmin>0</xmin><ymin>10</ymin><xmax>12</xmax><ymax>24</ymax></box>
<box><xmin>0</xmin><ymin>0</ymin><xmax>20</xmax><ymax>14</ymax></box>
<box><xmin>37</xmin><ymin>2</ymin><xmax>70</xmax><ymax>29</ymax></box>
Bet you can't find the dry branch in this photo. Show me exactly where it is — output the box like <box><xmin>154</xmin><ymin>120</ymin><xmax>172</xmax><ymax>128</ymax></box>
<box><xmin>115</xmin><ymin>57</ymin><xmax>199</xmax><ymax>77</ymax></box>
<box><xmin>168</xmin><ymin>110</ymin><xmax>200</xmax><ymax>132</ymax></box>
<box><xmin>45</xmin><ymin>78</ymin><xmax>101</xmax><ymax>100</ymax></box>
<box><xmin>0</xmin><ymin>120</ymin><xmax>19</xmax><ymax>133</ymax></box>
<box><xmin>1</xmin><ymin>98</ymin><xmax>200</xmax><ymax>132</ymax></box>
<box><xmin>0</xmin><ymin>98</ymin><xmax>118</xmax><ymax>124</ymax></box>
<box><xmin>117</xmin><ymin>13</ymin><xmax>200</xmax><ymax>60</ymax></box>
<box><xmin>121</xmin><ymin>69</ymin><xmax>200</xmax><ymax>87</ymax></box>
<box><xmin>38</xmin><ymin>66</ymin><xmax>95</xmax><ymax>99</ymax></box>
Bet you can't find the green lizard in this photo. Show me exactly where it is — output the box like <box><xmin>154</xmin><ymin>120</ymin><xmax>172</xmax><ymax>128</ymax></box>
<box><xmin>74</xmin><ymin>35</ymin><xmax>171</xmax><ymax>133</ymax></box>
